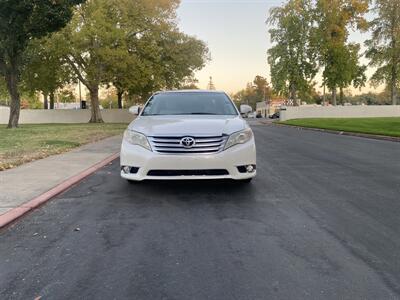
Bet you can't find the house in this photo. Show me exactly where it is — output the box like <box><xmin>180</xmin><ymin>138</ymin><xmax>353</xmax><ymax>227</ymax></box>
<box><xmin>256</xmin><ymin>98</ymin><xmax>287</xmax><ymax>117</ymax></box>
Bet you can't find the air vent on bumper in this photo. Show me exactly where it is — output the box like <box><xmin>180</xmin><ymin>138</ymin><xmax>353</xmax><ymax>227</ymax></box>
<box><xmin>147</xmin><ymin>169</ymin><xmax>229</xmax><ymax>176</ymax></box>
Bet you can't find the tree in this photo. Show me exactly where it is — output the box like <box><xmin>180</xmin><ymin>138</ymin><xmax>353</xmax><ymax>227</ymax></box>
<box><xmin>343</xmin><ymin>43</ymin><xmax>367</xmax><ymax>103</ymax></box>
<box><xmin>344</xmin><ymin>91</ymin><xmax>391</xmax><ymax>105</ymax></box>
<box><xmin>51</xmin><ymin>0</ymin><xmax>129</xmax><ymax>122</ymax></box>
<box><xmin>53</xmin><ymin>0</ymin><xmax>208</xmax><ymax>120</ymax></box>
<box><xmin>253</xmin><ymin>75</ymin><xmax>272</xmax><ymax>101</ymax></box>
<box><xmin>232</xmin><ymin>75</ymin><xmax>273</xmax><ymax>109</ymax></box>
<box><xmin>0</xmin><ymin>0</ymin><xmax>85</xmax><ymax>128</ymax></box>
<box><xmin>207</xmin><ymin>77</ymin><xmax>216</xmax><ymax>90</ymax></box>
<box><xmin>267</xmin><ymin>0</ymin><xmax>318</xmax><ymax>105</ymax></box>
<box><xmin>365</xmin><ymin>0</ymin><xmax>400</xmax><ymax>105</ymax></box>
<box><xmin>104</xmin><ymin>0</ymin><xmax>175</xmax><ymax>108</ymax></box>
<box><xmin>322</xmin><ymin>43</ymin><xmax>367</xmax><ymax>104</ymax></box>
<box><xmin>314</xmin><ymin>0</ymin><xmax>368</xmax><ymax>105</ymax></box>
<box><xmin>155</xmin><ymin>30</ymin><xmax>209</xmax><ymax>91</ymax></box>
<box><xmin>22</xmin><ymin>38</ymin><xmax>73</xmax><ymax>109</ymax></box>
<box><xmin>121</xmin><ymin>26</ymin><xmax>209</xmax><ymax>104</ymax></box>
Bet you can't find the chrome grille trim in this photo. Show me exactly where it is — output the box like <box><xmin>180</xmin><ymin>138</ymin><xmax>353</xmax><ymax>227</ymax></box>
<box><xmin>149</xmin><ymin>135</ymin><xmax>228</xmax><ymax>154</ymax></box>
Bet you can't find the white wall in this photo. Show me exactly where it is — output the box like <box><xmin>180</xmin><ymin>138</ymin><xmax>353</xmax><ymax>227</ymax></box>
<box><xmin>0</xmin><ymin>109</ymin><xmax>135</xmax><ymax>124</ymax></box>
<box><xmin>4</xmin><ymin>106</ymin><xmax>398</xmax><ymax>124</ymax></box>
<box><xmin>280</xmin><ymin>105</ymin><xmax>400</xmax><ymax>121</ymax></box>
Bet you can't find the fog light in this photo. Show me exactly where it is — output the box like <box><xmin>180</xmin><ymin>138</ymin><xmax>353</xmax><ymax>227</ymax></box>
<box><xmin>122</xmin><ymin>166</ymin><xmax>130</xmax><ymax>174</ymax></box>
<box><xmin>246</xmin><ymin>165</ymin><xmax>255</xmax><ymax>173</ymax></box>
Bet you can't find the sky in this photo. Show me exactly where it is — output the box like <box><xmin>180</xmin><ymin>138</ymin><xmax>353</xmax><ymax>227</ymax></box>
<box><xmin>177</xmin><ymin>0</ymin><xmax>380</xmax><ymax>95</ymax></box>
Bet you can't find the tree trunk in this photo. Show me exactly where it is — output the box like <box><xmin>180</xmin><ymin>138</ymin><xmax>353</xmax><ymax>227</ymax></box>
<box><xmin>117</xmin><ymin>90</ymin><xmax>123</xmax><ymax>109</ymax></box>
<box><xmin>391</xmin><ymin>83</ymin><xmax>397</xmax><ymax>106</ymax></box>
<box><xmin>332</xmin><ymin>87</ymin><xmax>337</xmax><ymax>106</ymax></box>
<box><xmin>391</xmin><ymin>24</ymin><xmax>397</xmax><ymax>105</ymax></box>
<box><xmin>49</xmin><ymin>92</ymin><xmax>55</xmax><ymax>109</ymax></box>
<box><xmin>6</xmin><ymin>63</ymin><xmax>20</xmax><ymax>128</ymax></box>
<box><xmin>391</xmin><ymin>66</ymin><xmax>397</xmax><ymax>105</ymax></box>
<box><xmin>43</xmin><ymin>92</ymin><xmax>48</xmax><ymax>110</ymax></box>
<box><xmin>89</xmin><ymin>85</ymin><xmax>103</xmax><ymax>123</ymax></box>
<box><xmin>289</xmin><ymin>83</ymin><xmax>297</xmax><ymax>106</ymax></box>
<box><xmin>339</xmin><ymin>87</ymin><xmax>344</xmax><ymax>105</ymax></box>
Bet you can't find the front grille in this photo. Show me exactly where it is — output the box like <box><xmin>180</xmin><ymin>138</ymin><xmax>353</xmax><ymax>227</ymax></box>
<box><xmin>147</xmin><ymin>169</ymin><xmax>229</xmax><ymax>176</ymax></box>
<box><xmin>148</xmin><ymin>135</ymin><xmax>228</xmax><ymax>154</ymax></box>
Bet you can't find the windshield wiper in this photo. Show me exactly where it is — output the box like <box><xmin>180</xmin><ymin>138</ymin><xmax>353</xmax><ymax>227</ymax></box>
<box><xmin>144</xmin><ymin>113</ymin><xmax>220</xmax><ymax>116</ymax></box>
<box><xmin>188</xmin><ymin>112</ymin><xmax>219</xmax><ymax>115</ymax></box>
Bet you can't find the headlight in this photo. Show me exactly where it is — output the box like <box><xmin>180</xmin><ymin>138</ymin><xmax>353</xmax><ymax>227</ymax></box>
<box><xmin>123</xmin><ymin>130</ymin><xmax>151</xmax><ymax>151</ymax></box>
<box><xmin>225</xmin><ymin>128</ymin><xmax>253</xmax><ymax>150</ymax></box>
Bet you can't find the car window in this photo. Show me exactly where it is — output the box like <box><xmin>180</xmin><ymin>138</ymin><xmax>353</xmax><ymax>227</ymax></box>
<box><xmin>142</xmin><ymin>92</ymin><xmax>238</xmax><ymax>116</ymax></box>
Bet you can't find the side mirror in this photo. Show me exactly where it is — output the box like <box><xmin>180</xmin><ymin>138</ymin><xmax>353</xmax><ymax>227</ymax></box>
<box><xmin>129</xmin><ymin>105</ymin><xmax>140</xmax><ymax>115</ymax></box>
<box><xmin>240</xmin><ymin>104</ymin><xmax>252</xmax><ymax>114</ymax></box>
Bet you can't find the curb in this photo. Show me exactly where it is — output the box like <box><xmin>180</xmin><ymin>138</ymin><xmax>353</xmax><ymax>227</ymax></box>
<box><xmin>0</xmin><ymin>152</ymin><xmax>120</xmax><ymax>229</ymax></box>
<box><xmin>265</xmin><ymin>122</ymin><xmax>400</xmax><ymax>143</ymax></box>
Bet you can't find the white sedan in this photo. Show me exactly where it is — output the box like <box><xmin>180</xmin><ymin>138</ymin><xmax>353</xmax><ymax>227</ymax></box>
<box><xmin>120</xmin><ymin>90</ymin><xmax>256</xmax><ymax>182</ymax></box>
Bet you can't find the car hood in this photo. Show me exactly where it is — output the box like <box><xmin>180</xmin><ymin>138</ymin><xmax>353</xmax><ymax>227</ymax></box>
<box><xmin>129</xmin><ymin>115</ymin><xmax>247</xmax><ymax>136</ymax></box>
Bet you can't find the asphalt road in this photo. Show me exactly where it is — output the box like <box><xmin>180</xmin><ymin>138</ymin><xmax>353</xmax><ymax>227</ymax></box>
<box><xmin>1</xmin><ymin>124</ymin><xmax>400</xmax><ymax>300</ymax></box>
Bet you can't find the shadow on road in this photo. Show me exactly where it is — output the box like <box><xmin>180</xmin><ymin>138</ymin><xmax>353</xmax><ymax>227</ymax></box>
<box><xmin>63</xmin><ymin>161</ymin><xmax>260</xmax><ymax>207</ymax></box>
<box><xmin>120</xmin><ymin>179</ymin><xmax>257</xmax><ymax>204</ymax></box>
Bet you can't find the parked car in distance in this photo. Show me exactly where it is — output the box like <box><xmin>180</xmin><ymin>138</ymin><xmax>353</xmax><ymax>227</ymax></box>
<box><xmin>239</xmin><ymin>104</ymin><xmax>252</xmax><ymax>118</ymax></box>
<box><xmin>121</xmin><ymin>90</ymin><xmax>256</xmax><ymax>182</ymax></box>
<box><xmin>269</xmin><ymin>112</ymin><xmax>280</xmax><ymax>119</ymax></box>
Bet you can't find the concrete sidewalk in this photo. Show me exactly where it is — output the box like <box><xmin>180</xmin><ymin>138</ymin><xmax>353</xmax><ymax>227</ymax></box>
<box><xmin>0</xmin><ymin>135</ymin><xmax>122</xmax><ymax>217</ymax></box>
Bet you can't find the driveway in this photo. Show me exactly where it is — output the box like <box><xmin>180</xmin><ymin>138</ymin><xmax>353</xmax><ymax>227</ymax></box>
<box><xmin>0</xmin><ymin>124</ymin><xmax>399</xmax><ymax>299</ymax></box>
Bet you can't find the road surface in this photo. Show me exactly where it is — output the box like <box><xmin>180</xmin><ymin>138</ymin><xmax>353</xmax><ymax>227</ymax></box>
<box><xmin>1</xmin><ymin>124</ymin><xmax>400</xmax><ymax>299</ymax></box>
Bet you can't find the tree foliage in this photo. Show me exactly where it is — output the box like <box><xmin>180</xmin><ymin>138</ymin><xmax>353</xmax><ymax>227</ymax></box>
<box><xmin>365</xmin><ymin>0</ymin><xmax>400</xmax><ymax>105</ymax></box>
<box><xmin>51</xmin><ymin>0</ymin><xmax>131</xmax><ymax>122</ymax></box>
<box><xmin>344</xmin><ymin>91</ymin><xmax>393</xmax><ymax>105</ymax></box>
<box><xmin>267</xmin><ymin>0</ymin><xmax>318</xmax><ymax>105</ymax></box>
<box><xmin>50</xmin><ymin>0</ymin><xmax>209</xmax><ymax>122</ymax></box>
<box><xmin>232</xmin><ymin>75</ymin><xmax>273</xmax><ymax>109</ymax></box>
<box><xmin>313</xmin><ymin>0</ymin><xmax>368</xmax><ymax>105</ymax></box>
<box><xmin>123</xmin><ymin>27</ymin><xmax>209</xmax><ymax>103</ymax></box>
<box><xmin>0</xmin><ymin>0</ymin><xmax>85</xmax><ymax>128</ymax></box>
<box><xmin>268</xmin><ymin>0</ymin><xmax>369</xmax><ymax>106</ymax></box>
<box><xmin>22</xmin><ymin>38</ymin><xmax>73</xmax><ymax>109</ymax></box>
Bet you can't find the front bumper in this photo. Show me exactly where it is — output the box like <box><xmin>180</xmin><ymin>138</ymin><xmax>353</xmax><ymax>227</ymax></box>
<box><xmin>120</xmin><ymin>139</ymin><xmax>256</xmax><ymax>181</ymax></box>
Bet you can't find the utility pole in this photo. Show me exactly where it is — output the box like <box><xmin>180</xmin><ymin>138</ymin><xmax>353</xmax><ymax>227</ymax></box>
<box><xmin>207</xmin><ymin>76</ymin><xmax>216</xmax><ymax>90</ymax></box>
<box><xmin>78</xmin><ymin>80</ymin><xmax>82</xmax><ymax>109</ymax></box>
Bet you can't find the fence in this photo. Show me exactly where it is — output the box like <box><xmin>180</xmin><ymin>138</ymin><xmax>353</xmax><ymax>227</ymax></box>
<box><xmin>280</xmin><ymin>105</ymin><xmax>400</xmax><ymax>121</ymax></box>
<box><xmin>0</xmin><ymin>109</ymin><xmax>135</xmax><ymax>124</ymax></box>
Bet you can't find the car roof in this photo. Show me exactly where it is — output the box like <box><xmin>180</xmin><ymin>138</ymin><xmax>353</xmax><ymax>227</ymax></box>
<box><xmin>154</xmin><ymin>90</ymin><xmax>225</xmax><ymax>95</ymax></box>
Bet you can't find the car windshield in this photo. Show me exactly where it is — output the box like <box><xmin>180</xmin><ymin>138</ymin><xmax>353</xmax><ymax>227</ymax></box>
<box><xmin>141</xmin><ymin>92</ymin><xmax>238</xmax><ymax>116</ymax></box>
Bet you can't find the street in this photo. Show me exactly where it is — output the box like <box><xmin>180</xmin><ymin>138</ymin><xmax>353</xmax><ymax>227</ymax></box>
<box><xmin>1</xmin><ymin>124</ymin><xmax>400</xmax><ymax>299</ymax></box>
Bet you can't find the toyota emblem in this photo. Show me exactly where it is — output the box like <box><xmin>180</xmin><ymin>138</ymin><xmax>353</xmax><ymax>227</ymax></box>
<box><xmin>180</xmin><ymin>137</ymin><xmax>196</xmax><ymax>148</ymax></box>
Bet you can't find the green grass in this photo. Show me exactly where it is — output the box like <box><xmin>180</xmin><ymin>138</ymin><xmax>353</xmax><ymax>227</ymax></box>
<box><xmin>281</xmin><ymin>117</ymin><xmax>400</xmax><ymax>138</ymax></box>
<box><xmin>0</xmin><ymin>123</ymin><xmax>127</xmax><ymax>171</ymax></box>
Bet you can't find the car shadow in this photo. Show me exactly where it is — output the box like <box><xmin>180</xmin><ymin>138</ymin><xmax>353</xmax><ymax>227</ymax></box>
<box><xmin>120</xmin><ymin>179</ymin><xmax>257</xmax><ymax>204</ymax></box>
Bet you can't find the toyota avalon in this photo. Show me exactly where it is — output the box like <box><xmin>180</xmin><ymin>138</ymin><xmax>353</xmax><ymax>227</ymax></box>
<box><xmin>120</xmin><ymin>90</ymin><xmax>256</xmax><ymax>182</ymax></box>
